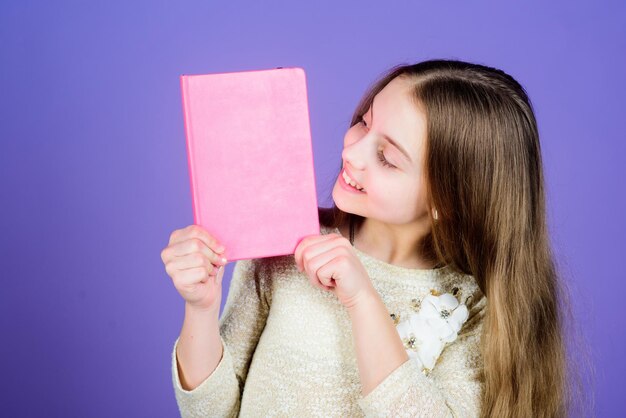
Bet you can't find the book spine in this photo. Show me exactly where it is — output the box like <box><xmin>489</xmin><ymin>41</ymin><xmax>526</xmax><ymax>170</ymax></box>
<box><xmin>180</xmin><ymin>75</ymin><xmax>200</xmax><ymax>225</ymax></box>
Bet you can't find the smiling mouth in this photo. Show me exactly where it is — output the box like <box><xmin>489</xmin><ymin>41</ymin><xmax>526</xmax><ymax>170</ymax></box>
<box><xmin>341</xmin><ymin>168</ymin><xmax>366</xmax><ymax>192</ymax></box>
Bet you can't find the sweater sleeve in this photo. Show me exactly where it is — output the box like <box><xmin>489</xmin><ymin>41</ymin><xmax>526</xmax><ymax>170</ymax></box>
<box><xmin>171</xmin><ymin>257</ymin><xmax>272</xmax><ymax>418</ymax></box>
<box><xmin>356</xmin><ymin>295</ymin><xmax>487</xmax><ymax>418</ymax></box>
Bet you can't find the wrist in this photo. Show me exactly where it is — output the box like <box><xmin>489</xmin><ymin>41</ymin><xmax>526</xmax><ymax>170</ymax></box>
<box><xmin>185</xmin><ymin>302</ymin><xmax>221</xmax><ymax>319</ymax></box>
<box><xmin>346</xmin><ymin>286</ymin><xmax>380</xmax><ymax>317</ymax></box>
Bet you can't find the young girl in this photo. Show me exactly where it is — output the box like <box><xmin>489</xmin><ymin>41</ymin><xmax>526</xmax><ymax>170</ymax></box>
<box><xmin>162</xmin><ymin>59</ymin><xmax>580</xmax><ymax>417</ymax></box>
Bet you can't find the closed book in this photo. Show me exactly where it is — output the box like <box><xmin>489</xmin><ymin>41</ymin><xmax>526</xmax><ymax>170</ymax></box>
<box><xmin>180</xmin><ymin>67</ymin><xmax>320</xmax><ymax>262</ymax></box>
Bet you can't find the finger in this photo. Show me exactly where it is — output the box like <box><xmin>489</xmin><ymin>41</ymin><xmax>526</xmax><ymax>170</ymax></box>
<box><xmin>317</xmin><ymin>275</ymin><xmax>334</xmax><ymax>291</ymax></box>
<box><xmin>166</xmin><ymin>253</ymin><xmax>218</xmax><ymax>281</ymax></box>
<box><xmin>170</xmin><ymin>225</ymin><xmax>226</xmax><ymax>254</ymax></box>
<box><xmin>188</xmin><ymin>225</ymin><xmax>227</xmax><ymax>255</ymax></box>
<box><xmin>294</xmin><ymin>235</ymin><xmax>312</xmax><ymax>271</ymax></box>
<box><xmin>215</xmin><ymin>264</ymin><xmax>225</xmax><ymax>286</ymax></box>
<box><xmin>164</xmin><ymin>228</ymin><xmax>224</xmax><ymax>265</ymax></box>
<box><xmin>316</xmin><ymin>257</ymin><xmax>344</xmax><ymax>288</ymax></box>
<box><xmin>303</xmin><ymin>247</ymin><xmax>345</xmax><ymax>290</ymax></box>
<box><xmin>161</xmin><ymin>241</ymin><xmax>226</xmax><ymax>269</ymax></box>
<box><xmin>309</xmin><ymin>276</ymin><xmax>332</xmax><ymax>292</ymax></box>
<box><xmin>294</xmin><ymin>233</ymin><xmax>331</xmax><ymax>270</ymax></box>
<box><xmin>302</xmin><ymin>262</ymin><xmax>333</xmax><ymax>292</ymax></box>
<box><xmin>173</xmin><ymin>266</ymin><xmax>214</xmax><ymax>287</ymax></box>
<box><xmin>299</xmin><ymin>235</ymin><xmax>340</xmax><ymax>274</ymax></box>
<box><xmin>164</xmin><ymin>239</ymin><xmax>228</xmax><ymax>266</ymax></box>
<box><xmin>169</xmin><ymin>225</ymin><xmax>197</xmax><ymax>245</ymax></box>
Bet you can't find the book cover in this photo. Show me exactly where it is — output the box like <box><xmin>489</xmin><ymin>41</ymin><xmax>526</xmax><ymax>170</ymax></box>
<box><xmin>180</xmin><ymin>67</ymin><xmax>320</xmax><ymax>262</ymax></box>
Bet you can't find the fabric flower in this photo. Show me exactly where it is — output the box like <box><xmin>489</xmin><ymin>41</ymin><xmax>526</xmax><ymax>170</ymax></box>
<box><xmin>419</xmin><ymin>293</ymin><xmax>469</xmax><ymax>343</ymax></box>
<box><xmin>394</xmin><ymin>292</ymin><xmax>470</xmax><ymax>372</ymax></box>
<box><xmin>396</xmin><ymin>313</ymin><xmax>445</xmax><ymax>370</ymax></box>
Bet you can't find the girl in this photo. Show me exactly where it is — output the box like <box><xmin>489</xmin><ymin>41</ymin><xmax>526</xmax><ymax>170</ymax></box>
<box><xmin>162</xmin><ymin>59</ymin><xmax>583</xmax><ymax>417</ymax></box>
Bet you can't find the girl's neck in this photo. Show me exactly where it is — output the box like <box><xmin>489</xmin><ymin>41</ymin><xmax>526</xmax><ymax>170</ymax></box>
<box><xmin>338</xmin><ymin>217</ymin><xmax>439</xmax><ymax>270</ymax></box>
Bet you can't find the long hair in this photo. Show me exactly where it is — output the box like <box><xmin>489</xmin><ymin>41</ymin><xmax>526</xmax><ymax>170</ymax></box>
<box><xmin>319</xmin><ymin>59</ymin><xmax>593</xmax><ymax>417</ymax></box>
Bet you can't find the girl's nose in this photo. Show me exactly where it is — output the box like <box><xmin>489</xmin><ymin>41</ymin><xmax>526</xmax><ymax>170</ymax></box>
<box><xmin>342</xmin><ymin>139</ymin><xmax>367</xmax><ymax>171</ymax></box>
<box><xmin>342</xmin><ymin>148</ymin><xmax>364</xmax><ymax>171</ymax></box>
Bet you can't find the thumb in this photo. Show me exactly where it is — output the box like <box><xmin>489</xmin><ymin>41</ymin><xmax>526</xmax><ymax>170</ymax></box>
<box><xmin>216</xmin><ymin>264</ymin><xmax>225</xmax><ymax>286</ymax></box>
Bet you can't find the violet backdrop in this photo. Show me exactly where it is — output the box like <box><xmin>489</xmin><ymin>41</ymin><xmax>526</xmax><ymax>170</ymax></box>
<box><xmin>0</xmin><ymin>0</ymin><xmax>623</xmax><ymax>416</ymax></box>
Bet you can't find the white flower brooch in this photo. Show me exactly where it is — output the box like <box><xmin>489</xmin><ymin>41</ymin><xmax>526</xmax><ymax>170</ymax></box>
<box><xmin>392</xmin><ymin>289</ymin><xmax>470</xmax><ymax>374</ymax></box>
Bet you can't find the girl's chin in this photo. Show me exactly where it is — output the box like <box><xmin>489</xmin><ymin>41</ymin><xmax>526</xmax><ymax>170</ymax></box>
<box><xmin>332</xmin><ymin>187</ymin><xmax>361</xmax><ymax>213</ymax></box>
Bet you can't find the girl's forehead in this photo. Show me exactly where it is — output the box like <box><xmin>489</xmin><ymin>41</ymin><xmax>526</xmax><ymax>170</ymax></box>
<box><xmin>367</xmin><ymin>81</ymin><xmax>427</xmax><ymax>164</ymax></box>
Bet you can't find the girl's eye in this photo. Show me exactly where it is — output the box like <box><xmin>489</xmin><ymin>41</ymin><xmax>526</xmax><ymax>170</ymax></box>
<box><xmin>357</xmin><ymin>116</ymin><xmax>395</xmax><ymax>169</ymax></box>
<box><xmin>377</xmin><ymin>150</ymin><xmax>395</xmax><ymax>168</ymax></box>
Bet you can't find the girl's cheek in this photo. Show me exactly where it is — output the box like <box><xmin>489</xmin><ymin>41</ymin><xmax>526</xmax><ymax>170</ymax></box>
<box><xmin>344</xmin><ymin>133</ymin><xmax>358</xmax><ymax>147</ymax></box>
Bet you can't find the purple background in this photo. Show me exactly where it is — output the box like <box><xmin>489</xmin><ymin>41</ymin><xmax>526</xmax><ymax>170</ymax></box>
<box><xmin>1</xmin><ymin>1</ymin><xmax>623</xmax><ymax>416</ymax></box>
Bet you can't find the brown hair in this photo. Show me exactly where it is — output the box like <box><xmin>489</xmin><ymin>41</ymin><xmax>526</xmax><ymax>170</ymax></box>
<box><xmin>319</xmin><ymin>59</ymin><xmax>593</xmax><ymax>417</ymax></box>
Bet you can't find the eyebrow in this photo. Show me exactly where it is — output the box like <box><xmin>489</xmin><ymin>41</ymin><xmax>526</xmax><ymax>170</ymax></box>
<box><xmin>370</xmin><ymin>100</ymin><xmax>413</xmax><ymax>163</ymax></box>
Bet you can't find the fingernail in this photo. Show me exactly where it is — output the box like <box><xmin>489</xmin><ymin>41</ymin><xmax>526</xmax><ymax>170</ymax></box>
<box><xmin>221</xmin><ymin>257</ymin><xmax>227</xmax><ymax>264</ymax></box>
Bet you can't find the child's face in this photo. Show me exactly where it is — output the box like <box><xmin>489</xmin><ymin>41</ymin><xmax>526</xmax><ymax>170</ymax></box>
<box><xmin>332</xmin><ymin>76</ymin><xmax>431</xmax><ymax>226</ymax></box>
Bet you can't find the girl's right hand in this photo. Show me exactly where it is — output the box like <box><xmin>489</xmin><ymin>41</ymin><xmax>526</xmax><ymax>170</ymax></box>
<box><xmin>160</xmin><ymin>224</ymin><xmax>228</xmax><ymax>313</ymax></box>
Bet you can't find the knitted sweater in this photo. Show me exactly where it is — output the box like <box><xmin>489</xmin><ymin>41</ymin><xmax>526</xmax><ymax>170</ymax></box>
<box><xmin>171</xmin><ymin>224</ymin><xmax>487</xmax><ymax>417</ymax></box>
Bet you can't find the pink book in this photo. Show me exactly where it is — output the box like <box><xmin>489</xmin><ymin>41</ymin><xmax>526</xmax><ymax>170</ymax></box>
<box><xmin>180</xmin><ymin>67</ymin><xmax>320</xmax><ymax>262</ymax></box>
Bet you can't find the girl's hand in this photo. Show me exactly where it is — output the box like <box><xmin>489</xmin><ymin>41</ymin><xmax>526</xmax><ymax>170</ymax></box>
<box><xmin>160</xmin><ymin>224</ymin><xmax>229</xmax><ymax>313</ymax></box>
<box><xmin>294</xmin><ymin>233</ymin><xmax>375</xmax><ymax>309</ymax></box>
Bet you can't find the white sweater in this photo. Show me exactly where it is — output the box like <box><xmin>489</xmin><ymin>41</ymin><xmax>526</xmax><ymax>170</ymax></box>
<box><xmin>171</xmin><ymin>224</ymin><xmax>487</xmax><ymax>417</ymax></box>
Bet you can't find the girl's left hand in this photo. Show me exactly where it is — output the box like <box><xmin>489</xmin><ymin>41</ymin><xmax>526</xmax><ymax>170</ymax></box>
<box><xmin>294</xmin><ymin>233</ymin><xmax>374</xmax><ymax>309</ymax></box>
